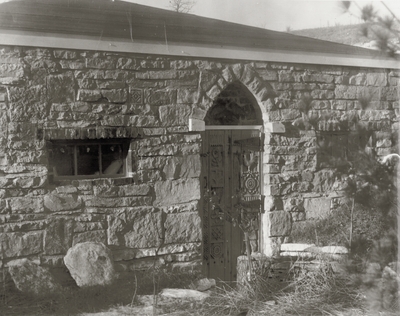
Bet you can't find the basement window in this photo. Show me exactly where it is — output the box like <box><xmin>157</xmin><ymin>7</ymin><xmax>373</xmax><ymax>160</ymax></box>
<box><xmin>48</xmin><ymin>139</ymin><xmax>130</xmax><ymax>180</ymax></box>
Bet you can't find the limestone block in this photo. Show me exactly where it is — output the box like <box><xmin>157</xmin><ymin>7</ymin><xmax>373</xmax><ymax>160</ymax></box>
<box><xmin>107</xmin><ymin>207</ymin><xmax>160</xmax><ymax>248</ymax></box>
<box><xmin>349</xmin><ymin>73</ymin><xmax>366</xmax><ymax>85</ymax></box>
<box><xmin>137</xmin><ymin>70</ymin><xmax>177</xmax><ymax>80</ymax></box>
<box><xmin>312</xmin><ymin>169</ymin><xmax>336</xmax><ymax>192</ymax></box>
<box><xmin>145</xmin><ymin>89</ymin><xmax>175</xmax><ymax>106</ymax></box>
<box><xmin>162</xmin><ymin>155</ymin><xmax>201</xmax><ymax>180</ymax></box>
<box><xmin>366</xmin><ymin>72</ymin><xmax>387</xmax><ymax>86</ymax></box>
<box><xmin>0</xmin><ymin>231</ymin><xmax>43</xmax><ymax>259</ymax></box>
<box><xmin>264</xmin><ymin>122</ymin><xmax>285</xmax><ymax>134</ymax></box>
<box><xmin>180</xmin><ymin>155</ymin><xmax>201</xmax><ymax>178</ymax></box>
<box><xmin>53</xmin><ymin>50</ymin><xmax>78</xmax><ymax>59</ymax></box>
<box><xmin>154</xmin><ymin>179</ymin><xmax>200</xmax><ymax>207</ymax></box>
<box><xmin>60</xmin><ymin>60</ymin><xmax>86</xmax><ymax>70</ymax></box>
<box><xmin>158</xmin><ymin>242</ymin><xmax>200</xmax><ymax>255</ymax></box>
<box><xmin>303</xmin><ymin>197</ymin><xmax>331</xmax><ymax>219</ymax></box>
<box><xmin>269</xmin><ymin>211</ymin><xmax>292</xmax><ymax>237</ymax></box>
<box><xmin>9</xmin><ymin>197</ymin><xmax>44</xmax><ymax>213</ymax></box>
<box><xmin>357</xmin><ymin>86</ymin><xmax>382</xmax><ymax>102</ymax></box>
<box><xmin>334</xmin><ymin>85</ymin><xmax>357</xmax><ymax>99</ymax></box>
<box><xmin>123</xmin><ymin>209</ymin><xmax>163</xmax><ymax>248</ymax></box>
<box><xmin>7</xmin><ymin>259</ymin><xmax>61</xmax><ymax>295</ymax></box>
<box><xmin>85</xmin><ymin>57</ymin><xmax>117</xmax><ymax>69</ymax></box>
<box><xmin>77</xmin><ymin>89</ymin><xmax>102</xmax><ymax>102</ymax></box>
<box><xmin>257</xmin><ymin>69</ymin><xmax>278</xmax><ymax>81</ymax></box>
<box><xmin>303</xmin><ymin>73</ymin><xmax>334</xmax><ymax>83</ymax></box>
<box><xmin>44</xmin><ymin>218</ymin><xmax>74</xmax><ymax>255</ymax></box>
<box><xmin>164</xmin><ymin>212</ymin><xmax>202</xmax><ymax>244</ymax></box>
<box><xmin>106</xmin><ymin>81</ymin><xmax>129</xmax><ymax>91</ymax></box>
<box><xmin>0</xmin><ymin>199</ymin><xmax>9</xmax><ymax>213</ymax></box>
<box><xmin>311</xmin><ymin>89</ymin><xmax>334</xmax><ymax>99</ymax></box>
<box><xmin>163</xmin><ymin>157</ymin><xmax>179</xmax><ymax>179</ymax></box>
<box><xmin>47</xmin><ymin>72</ymin><xmax>75</xmax><ymax>103</ymax></box>
<box><xmin>0</xmin><ymin>63</ymin><xmax>25</xmax><ymax>79</ymax></box>
<box><xmin>44</xmin><ymin>194</ymin><xmax>82</xmax><ymax>212</ymax></box>
<box><xmin>94</xmin><ymin>184</ymin><xmax>150</xmax><ymax>197</ymax></box>
<box><xmin>382</xmin><ymin>86</ymin><xmax>399</xmax><ymax>101</ymax></box>
<box><xmin>199</xmin><ymin>71</ymin><xmax>219</xmax><ymax>91</ymax></box>
<box><xmin>177</xmin><ymin>88</ymin><xmax>200</xmax><ymax>104</ymax></box>
<box><xmin>73</xmin><ymin>230</ymin><xmax>107</xmax><ymax>246</ymax></box>
<box><xmin>159</xmin><ymin>104</ymin><xmax>191</xmax><ymax>126</ymax></box>
<box><xmin>8</xmin><ymin>87</ymin><xmax>47</xmax><ymax>121</ymax></box>
<box><xmin>206</xmin><ymin>84</ymin><xmax>222</xmax><ymax>100</ymax></box>
<box><xmin>84</xmin><ymin>196</ymin><xmax>152</xmax><ymax>208</ymax></box>
<box><xmin>179</xmin><ymin>143</ymin><xmax>201</xmax><ymax>155</ymax></box>
<box><xmin>101</xmin><ymin>89</ymin><xmax>128</xmax><ymax>103</ymax></box>
<box><xmin>64</xmin><ymin>242</ymin><xmax>116</xmax><ymax>287</ymax></box>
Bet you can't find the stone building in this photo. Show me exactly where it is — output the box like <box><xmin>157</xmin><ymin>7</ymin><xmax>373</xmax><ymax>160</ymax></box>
<box><xmin>0</xmin><ymin>0</ymin><xmax>398</xmax><ymax>282</ymax></box>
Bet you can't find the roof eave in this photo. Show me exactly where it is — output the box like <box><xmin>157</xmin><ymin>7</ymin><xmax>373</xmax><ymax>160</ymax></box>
<box><xmin>0</xmin><ymin>29</ymin><xmax>398</xmax><ymax>69</ymax></box>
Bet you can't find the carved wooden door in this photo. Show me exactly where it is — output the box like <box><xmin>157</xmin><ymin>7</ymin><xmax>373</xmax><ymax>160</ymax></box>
<box><xmin>202</xmin><ymin>129</ymin><xmax>263</xmax><ymax>282</ymax></box>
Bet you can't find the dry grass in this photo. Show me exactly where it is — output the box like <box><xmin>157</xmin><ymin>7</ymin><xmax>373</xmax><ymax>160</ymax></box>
<box><xmin>1</xmin><ymin>261</ymin><xmax>398</xmax><ymax>316</ymax></box>
<box><xmin>199</xmin><ymin>260</ymin><xmax>367</xmax><ymax>316</ymax></box>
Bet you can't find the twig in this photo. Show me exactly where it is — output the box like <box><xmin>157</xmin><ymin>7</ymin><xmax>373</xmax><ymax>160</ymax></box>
<box><xmin>130</xmin><ymin>272</ymin><xmax>137</xmax><ymax>306</ymax></box>
<box><xmin>349</xmin><ymin>197</ymin><xmax>355</xmax><ymax>250</ymax></box>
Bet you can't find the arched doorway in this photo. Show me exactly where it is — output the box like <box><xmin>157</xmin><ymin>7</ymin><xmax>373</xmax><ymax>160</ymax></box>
<box><xmin>201</xmin><ymin>82</ymin><xmax>264</xmax><ymax>281</ymax></box>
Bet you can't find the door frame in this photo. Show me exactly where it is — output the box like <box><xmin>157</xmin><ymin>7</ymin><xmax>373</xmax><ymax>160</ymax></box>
<box><xmin>201</xmin><ymin>124</ymin><xmax>264</xmax><ymax>281</ymax></box>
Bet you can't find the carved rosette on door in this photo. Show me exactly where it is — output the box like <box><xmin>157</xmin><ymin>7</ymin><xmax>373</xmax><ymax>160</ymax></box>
<box><xmin>234</xmin><ymin>130</ymin><xmax>264</xmax><ymax>255</ymax></box>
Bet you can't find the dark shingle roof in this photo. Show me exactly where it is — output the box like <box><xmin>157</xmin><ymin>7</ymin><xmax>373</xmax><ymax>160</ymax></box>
<box><xmin>0</xmin><ymin>0</ymin><xmax>390</xmax><ymax>59</ymax></box>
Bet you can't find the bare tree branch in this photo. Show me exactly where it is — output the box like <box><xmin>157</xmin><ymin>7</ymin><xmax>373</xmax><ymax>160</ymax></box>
<box><xmin>168</xmin><ymin>0</ymin><xmax>196</xmax><ymax>13</ymax></box>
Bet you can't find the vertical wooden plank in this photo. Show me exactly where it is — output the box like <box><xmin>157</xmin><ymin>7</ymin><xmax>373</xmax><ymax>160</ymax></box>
<box><xmin>230</xmin><ymin>130</ymin><xmax>242</xmax><ymax>281</ymax></box>
<box><xmin>207</xmin><ymin>130</ymin><xmax>226</xmax><ymax>281</ymax></box>
<box><xmin>202</xmin><ymin>131</ymin><xmax>209</xmax><ymax>278</ymax></box>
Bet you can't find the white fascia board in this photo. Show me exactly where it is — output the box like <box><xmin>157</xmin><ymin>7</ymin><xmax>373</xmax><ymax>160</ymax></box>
<box><xmin>0</xmin><ymin>30</ymin><xmax>399</xmax><ymax>69</ymax></box>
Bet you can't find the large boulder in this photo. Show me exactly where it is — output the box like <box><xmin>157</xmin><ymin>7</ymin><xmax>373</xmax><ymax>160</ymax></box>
<box><xmin>64</xmin><ymin>242</ymin><xmax>116</xmax><ymax>287</ymax></box>
<box><xmin>7</xmin><ymin>259</ymin><xmax>61</xmax><ymax>296</ymax></box>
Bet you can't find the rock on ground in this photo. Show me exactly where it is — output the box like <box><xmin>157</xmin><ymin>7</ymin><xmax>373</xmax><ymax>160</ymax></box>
<box><xmin>159</xmin><ymin>288</ymin><xmax>210</xmax><ymax>301</ymax></box>
<box><xmin>189</xmin><ymin>278</ymin><xmax>216</xmax><ymax>291</ymax></box>
<box><xmin>7</xmin><ymin>258</ymin><xmax>61</xmax><ymax>296</ymax></box>
<box><xmin>64</xmin><ymin>242</ymin><xmax>116</xmax><ymax>287</ymax></box>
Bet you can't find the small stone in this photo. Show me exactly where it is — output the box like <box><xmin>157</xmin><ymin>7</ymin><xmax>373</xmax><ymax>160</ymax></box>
<box><xmin>64</xmin><ymin>242</ymin><xmax>116</xmax><ymax>287</ymax></box>
<box><xmin>7</xmin><ymin>259</ymin><xmax>61</xmax><ymax>296</ymax></box>
<box><xmin>159</xmin><ymin>288</ymin><xmax>210</xmax><ymax>301</ymax></box>
<box><xmin>320</xmin><ymin>246</ymin><xmax>348</xmax><ymax>254</ymax></box>
<box><xmin>190</xmin><ymin>278</ymin><xmax>216</xmax><ymax>291</ymax></box>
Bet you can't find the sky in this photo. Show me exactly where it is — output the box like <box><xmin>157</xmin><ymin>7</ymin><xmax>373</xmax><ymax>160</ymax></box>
<box><xmin>124</xmin><ymin>0</ymin><xmax>400</xmax><ymax>31</ymax></box>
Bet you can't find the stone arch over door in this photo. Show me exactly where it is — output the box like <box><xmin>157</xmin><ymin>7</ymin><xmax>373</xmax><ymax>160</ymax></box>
<box><xmin>191</xmin><ymin>64</ymin><xmax>286</xmax><ymax>271</ymax></box>
<box><xmin>204</xmin><ymin>81</ymin><xmax>263</xmax><ymax>126</ymax></box>
<box><xmin>197</xmin><ymin>65</ymin><xmax>285</xmax><ymax>281</ymax></box>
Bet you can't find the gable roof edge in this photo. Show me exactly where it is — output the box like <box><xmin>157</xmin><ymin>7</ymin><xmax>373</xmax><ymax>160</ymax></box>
<box><xmin>0</xmin><ymin>29</ymin><xmax>398</xmax><ymax>70</ymax></box>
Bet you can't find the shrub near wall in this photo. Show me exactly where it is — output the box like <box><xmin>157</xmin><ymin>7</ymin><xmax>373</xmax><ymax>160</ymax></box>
<box><xmin>0</xmin><ymin>46</ymin><xmax>398</xmax><ymax>277</ymax></box>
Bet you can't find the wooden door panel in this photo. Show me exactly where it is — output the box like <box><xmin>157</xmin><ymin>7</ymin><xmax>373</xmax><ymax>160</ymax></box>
<box><xmin>202</xmin><ymin>129</ymin><xmax>263</xmax><ymax>282</ymax></box>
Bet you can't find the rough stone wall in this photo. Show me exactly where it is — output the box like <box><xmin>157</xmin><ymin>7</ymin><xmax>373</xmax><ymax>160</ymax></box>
<box><xmin>0</xmin><ymin>45</ymin><xmax>398</xmax><ymax>274</ymax></box>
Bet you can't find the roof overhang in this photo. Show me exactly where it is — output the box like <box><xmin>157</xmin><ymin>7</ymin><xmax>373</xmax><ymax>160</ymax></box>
<box><xmin>0</xmin><ymin>29</ymin><xmax>399</xmax><ymax>70</ymax></box>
